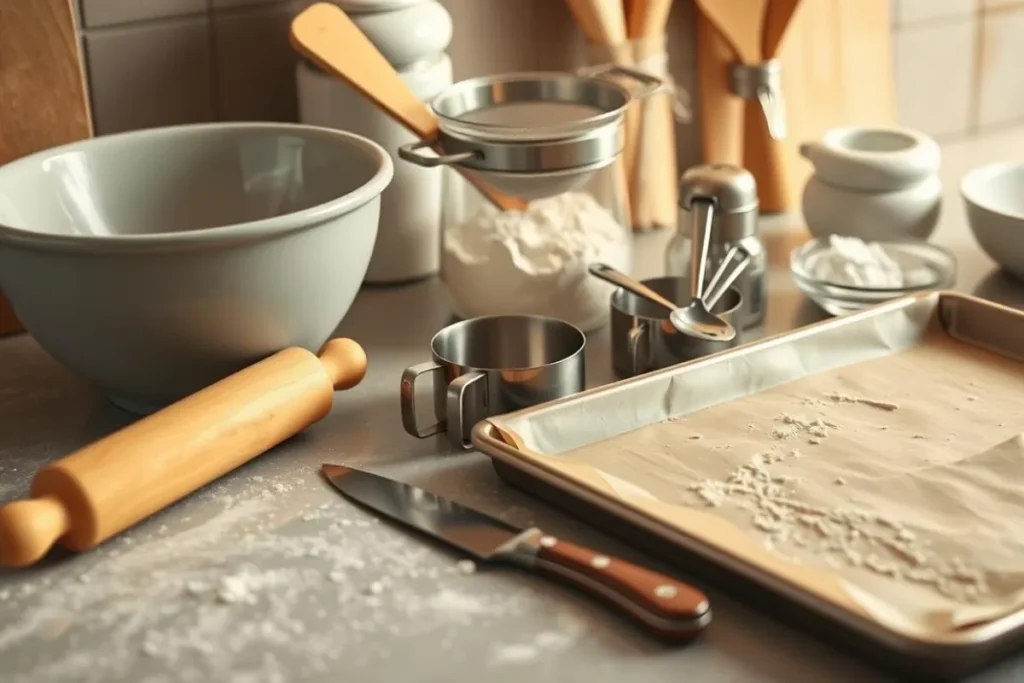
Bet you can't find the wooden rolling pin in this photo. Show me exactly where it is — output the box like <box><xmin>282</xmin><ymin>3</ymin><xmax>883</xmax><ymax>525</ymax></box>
<box><xmin>0</xmin><ymin>338</ymin><xmax>367</xmax><ymax>568</ymax></box>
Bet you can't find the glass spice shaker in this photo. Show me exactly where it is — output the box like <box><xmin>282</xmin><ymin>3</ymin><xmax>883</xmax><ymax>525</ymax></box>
<box><xmin>399</xmin><ymin>68</ymin><xmax>664</xmax><ymax>332</ymax></box>
<box><xmin>666</xmin><ymin>164</ymin><xmax>767</xmax><ymax>329</ymax></box>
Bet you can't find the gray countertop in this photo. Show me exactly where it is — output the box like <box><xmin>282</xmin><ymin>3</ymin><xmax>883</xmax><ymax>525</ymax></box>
<box><xmin>4</xmin><ymin>126</ymin><xmax>1024</xmax><ymax>683</ymax></box>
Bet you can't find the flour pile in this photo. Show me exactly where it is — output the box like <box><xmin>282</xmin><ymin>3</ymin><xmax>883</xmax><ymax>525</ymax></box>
<box><xmin>441</xmin><ymin>192</ymin><xmax>631</xmax><ymax>331</ymax></box>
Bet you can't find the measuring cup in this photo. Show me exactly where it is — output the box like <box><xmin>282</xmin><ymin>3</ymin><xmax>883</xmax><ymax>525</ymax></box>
<box><xmin>610</xmin><ymin>277</ymin><xmax>743</xmax><ymax>378</ymax></box>
<box><xmin>400</xmin><ymin>315</ymin><xmax>585</xmax><ymax>449</ymax></box>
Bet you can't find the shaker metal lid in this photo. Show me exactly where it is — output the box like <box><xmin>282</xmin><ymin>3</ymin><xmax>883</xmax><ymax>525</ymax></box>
<box><xmin>679</xmin><ymin>163</ymin><xmax>759</xmax><ymax>213</ymax></box>
<box><xmin>429</xmin><ymin>71</ymin><xmax>633</xmax><ymax>142</ymax></box>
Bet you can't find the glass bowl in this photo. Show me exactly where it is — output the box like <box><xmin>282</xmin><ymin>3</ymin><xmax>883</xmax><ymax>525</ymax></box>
<box><xmin>790</xmin><ymin>237</ymin><xmax>957</xmax><ymax>316</ymax></box>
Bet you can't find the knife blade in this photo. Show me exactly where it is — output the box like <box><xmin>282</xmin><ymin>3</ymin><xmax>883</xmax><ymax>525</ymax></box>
<box><xmin>321</xmin><ymin>463</ymin><xmax>711</xmax><ymax>641</ymax></box>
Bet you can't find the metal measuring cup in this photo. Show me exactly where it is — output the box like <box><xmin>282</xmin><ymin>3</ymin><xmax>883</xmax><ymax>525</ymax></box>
<box><xmin>610</xmin><ymin>277</ymin><xmax>743</xmax><ymax>379</ymax></box>
<box><xmin>400</xmin><ymin>315</ymin><xmax>586</xmax><ymax>449</ymax></box>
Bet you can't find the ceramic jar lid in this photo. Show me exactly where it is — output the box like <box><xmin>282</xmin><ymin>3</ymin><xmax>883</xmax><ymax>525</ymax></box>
<box><xmin>332</xmin><ymin>0</ymin><xmax>426</xmax><ymax>13</ymax></box>
<box><xmin>317</xmin><ymin>0</ymin><xmax>452</xmax><ymax>68</ymax></box>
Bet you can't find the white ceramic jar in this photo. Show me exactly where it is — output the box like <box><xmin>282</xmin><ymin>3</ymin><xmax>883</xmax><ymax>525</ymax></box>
<box><xmin>296</xmin><ymin>0</ymin><xmax>453</xmax><ymax>284</ymax></box>
<box><xmin>799</xmin><ymin>126</ymin><xmax>942</xmax><ymax>242</ymax></box>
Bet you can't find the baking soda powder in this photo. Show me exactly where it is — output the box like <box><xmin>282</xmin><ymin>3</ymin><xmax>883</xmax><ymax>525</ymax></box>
<box><xmin>441</xmin><ymin>192</ymin><xmax>631</xmax><ymax>331</ymax></box>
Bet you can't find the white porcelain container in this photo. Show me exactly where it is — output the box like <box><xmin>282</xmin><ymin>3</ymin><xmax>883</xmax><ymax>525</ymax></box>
<box><xmin>296</xmin><ymin>0</ymin><xmax>453</xmax><ymax>284</ymax></box>
<box><xmin>799</xmin><ymin>126</ymin><xmax>942</xmax><ymax>242</ymax></box>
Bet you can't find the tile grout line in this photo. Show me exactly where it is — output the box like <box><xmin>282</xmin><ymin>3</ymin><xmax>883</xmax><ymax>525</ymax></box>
<box><xmin>967</xmin><ymin>1</ymin><xmax>986</xmax><ymax>136</ymax></box>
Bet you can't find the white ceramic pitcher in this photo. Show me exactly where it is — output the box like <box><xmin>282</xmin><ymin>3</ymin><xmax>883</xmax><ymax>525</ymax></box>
<box><xmin>799</xmin><ymin>126</ymin><xmax>942</xmax><ymax>241</ymax></box>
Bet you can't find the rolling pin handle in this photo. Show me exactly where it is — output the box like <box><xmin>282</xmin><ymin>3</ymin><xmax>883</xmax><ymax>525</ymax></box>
<box><xmin>318</xmin><ymin>338</ymin><xmax>368</xmax><ymax>391</ymax></box>
<box><xmin>0</xmin><ymin>495</ymin><xmax>69</xmax><ymax>568</ymax></box>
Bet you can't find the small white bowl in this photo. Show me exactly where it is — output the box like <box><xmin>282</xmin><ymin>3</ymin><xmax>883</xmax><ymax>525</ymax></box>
<box><xmin>790</xmin><ymin>237</ymin><xmax>957</xmax><ymax>316</ymax></box>
<box><xmin>962</xmin><ymin>161</ymin><xmax>1024</xmax><ymax>280</ymax></box>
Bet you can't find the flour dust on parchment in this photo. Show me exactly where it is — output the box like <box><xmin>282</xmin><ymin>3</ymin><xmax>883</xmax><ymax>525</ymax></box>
<box><xmin>0</xmin><ymin>472</ymin><xmax>587</xmax><ymax>683</ymax></box>
<box><xmin>557</xmin><ymin>334</ymin><xmax>1024</xmax><ymax>616</ymax></box>
<box><xmin>689</xmin><ymin>444</ymin><xmax>989</xmax><ymax>603</ymax></box>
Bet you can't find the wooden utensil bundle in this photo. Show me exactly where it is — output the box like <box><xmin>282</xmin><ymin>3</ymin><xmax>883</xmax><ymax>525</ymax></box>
<box><xmin>694</xmin><ymin>0</ymin><xmax>804</xmax><ymax>213</ymax></box>
<box><xmin>566</xmin><ymin>0</ymin><xmax>678</xmax><ymax>231</ymax></box>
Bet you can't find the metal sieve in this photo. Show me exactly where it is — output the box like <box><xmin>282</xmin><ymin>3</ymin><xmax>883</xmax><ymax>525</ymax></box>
<box><xmin>398</xmin><ymin>67</ymin><xmax>664</xmax><ymax>201</ymax></box>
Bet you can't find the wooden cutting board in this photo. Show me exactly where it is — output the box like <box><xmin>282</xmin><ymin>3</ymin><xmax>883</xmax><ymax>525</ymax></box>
<box><xmin>0</xmin><ymin>0</ymin><xmax>94</xmax><ymax>336</ymax></box>
<box><xmin>696</xmin><ymin>0</ymin><xmax>896</xmax><ymax>212</ymax></box>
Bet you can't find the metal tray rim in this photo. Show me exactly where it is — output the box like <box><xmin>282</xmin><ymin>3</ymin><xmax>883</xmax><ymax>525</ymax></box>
<box><xmin>471</xmin><ymin>290</ymin><xmax>1024</xmax><ymax>665</ymax></box>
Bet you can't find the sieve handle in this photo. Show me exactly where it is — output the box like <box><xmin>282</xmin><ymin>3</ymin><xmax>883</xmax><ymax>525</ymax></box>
<box><xmin>578</xmin><ymin>64</ymin><xmax>667</xmax><ymax>100</ymax></box>
<box><xmin>398</xmin><ymin>139</ymin><xmax>478</xmax><ymax>168</ymax></box>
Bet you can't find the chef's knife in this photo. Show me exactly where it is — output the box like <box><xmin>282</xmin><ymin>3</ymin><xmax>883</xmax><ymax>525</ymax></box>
<box><xmin>321</xmin><ymin>464</ymin><xmax>711</xmax><ymax>640</ymax></box>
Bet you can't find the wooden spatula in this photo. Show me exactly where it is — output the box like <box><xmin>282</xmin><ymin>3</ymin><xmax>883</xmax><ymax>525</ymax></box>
<box><xmin>290</xmin><ymin>3</ymin><xmax>525</xmax><ymax>212</ymax></box>
<box><xmin>741</xmin><ymin>0</ymin><xmax>803</xmax><ymax>213</ymax></box>
<box><xmin>0</xmin><ymin>0</ymin><xmax>93</xmax><ymax>336</ymax></box>
<box><xmin>693</xmin><ymin>0</ymin><xmax>767</xmax><ymax>174</ymax></box>
<box><xmin>763</xmin><ymin>0</ymin><xmax>803</xmax><ymax>58</ymax></box>
<box><xmin>695</xmin><ymin>0</ymin><xmax>767</xmax><ymax>65</ymax></box>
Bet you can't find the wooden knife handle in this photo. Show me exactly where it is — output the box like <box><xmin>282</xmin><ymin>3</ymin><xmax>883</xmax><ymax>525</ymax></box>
<box><xmin>0</xmin><ymin>338</ymin><xmax>367</xmax><ymax>568</ymax></box>
<box><xmin>532</xmin><ymin>534</ymin><xmax>711</xmax><ymax>641</ymax></box>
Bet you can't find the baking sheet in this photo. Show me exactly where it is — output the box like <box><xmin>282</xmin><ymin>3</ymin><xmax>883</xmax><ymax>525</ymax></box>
<box><xmin>480</xmin><ymin>293</ymin><xmax>1024</xmax><ymax>646</ymax></box>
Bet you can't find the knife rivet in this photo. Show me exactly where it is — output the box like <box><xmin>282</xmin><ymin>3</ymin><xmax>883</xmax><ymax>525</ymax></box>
<box><xmin>539</xmin><ymin>535</ymin><xmax>558</xmax><ymax>548</ymax></box>
<box><xmin>654</xmin><ymin>584</ymin><xmax>678</xmax><ymax>599</ymax></box>
<box><xmin>590</xmin><ymin>555</ymin><xmax>611</xmax><ymax>569</ymax></box>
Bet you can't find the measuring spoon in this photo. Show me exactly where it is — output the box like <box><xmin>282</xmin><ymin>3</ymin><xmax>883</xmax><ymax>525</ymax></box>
<box><xmin>588</xmin><ymin>263</ymin><xmax>736</xmax><ymax>342</ymax></box>
<box><xmin>703</xmin><ymin>236</ymin><xmax>763</xmax><ymax>309</ymax></box>
<box><xmin>668</xmin><ymin>199</ymin><xmax>737</xmax><ymax>341</ymax></box>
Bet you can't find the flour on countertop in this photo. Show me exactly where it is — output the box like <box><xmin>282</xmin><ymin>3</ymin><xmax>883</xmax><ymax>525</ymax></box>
<box><xmin>0</xmin><ymin>472</ymin><xmax>587</xmax><ymax>682</ymax></box>
<box><xmin>440</xmin><ymin>192</ymin><xmax>630</xmax><ymax>332</ymax></box>
<box><xmin>488</xmin><ymin>613</ymin><xmax>583</xmax><ymax>666</ymax></box>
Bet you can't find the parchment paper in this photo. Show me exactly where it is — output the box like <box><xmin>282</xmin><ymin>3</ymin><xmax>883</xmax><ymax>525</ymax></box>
<box><xmin>487</xmin><ymin>294</ymin><xmax>1024</xmax><ymax>638</ymax></box>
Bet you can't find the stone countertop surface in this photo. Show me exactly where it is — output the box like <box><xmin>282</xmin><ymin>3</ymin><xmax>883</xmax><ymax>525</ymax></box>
<box><xmin>3</xmin><ymin>126</ymin><xmax>1024</xmax><ymax>683</ymax></box>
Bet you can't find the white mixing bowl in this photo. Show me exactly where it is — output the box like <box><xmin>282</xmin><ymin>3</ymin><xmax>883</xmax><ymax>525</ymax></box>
<box><xmin>962</xmin><ymin>161</ymin><xmax>1024</xmax><ymax>280</ymax></box>
<box><xmin>0</xmin><ymin>122</ymin><xmax>393</xmax><ymax>414</ymax></box>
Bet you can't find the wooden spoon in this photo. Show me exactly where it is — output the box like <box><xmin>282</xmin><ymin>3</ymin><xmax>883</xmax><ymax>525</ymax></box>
<box><xmin>625</xmin><ymin>0</ymin><xmax>676</xmax><ymax>231</ymax></box>
<box><xmin>566</xmin><ymin>0</ymin><xmax>635</xmax><ymax>226</ymax></box>
<box><xmin>566</xmin><ymin>0</ymin><xmax>628</xmax><ymax>43</ymax></box>
<box><xmin>290</xmin><ymin>3</ymin><xmax>525</xmax><ymax>212</ymax></box>
<box><xmin>627</xmin><ymin>0</ymin><xmax>673</xmax><ymax>39</ymax></box>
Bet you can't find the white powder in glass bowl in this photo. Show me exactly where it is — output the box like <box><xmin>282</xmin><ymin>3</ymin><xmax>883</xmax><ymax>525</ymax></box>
<box><xmin>441</xmin><ymin>192</ymin><xmax>631</xmax><ymax>331</ymax></box>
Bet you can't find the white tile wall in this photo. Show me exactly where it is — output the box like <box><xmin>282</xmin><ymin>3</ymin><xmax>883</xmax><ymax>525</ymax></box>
<box><xmin>983</xmin><ymin>0</ymin><xmax>1024</xmax><ymax>9</ymax></box>
<box><xmin>894</xmin><ymin>18</ymin><xmax>977</xmax><ymax>137</ymax></box>
<box><xmin>68</xmin><ymin>0</ymin><xmax>1024</xmax><ymax>145</ymax></box>
<box><xmin>977</xmin><ymin>5</ymin><xmax>1024</xmax><ymax>127</ymax></box>
<box><xmin>895</xmin><ymin>0</ymin><xmax>976</xmax><ymax>25</ymax></box>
